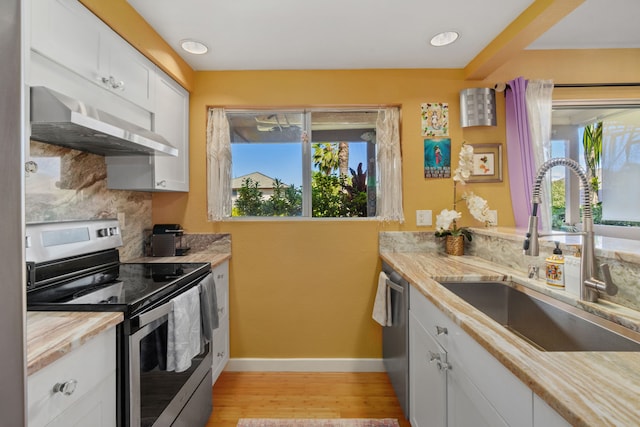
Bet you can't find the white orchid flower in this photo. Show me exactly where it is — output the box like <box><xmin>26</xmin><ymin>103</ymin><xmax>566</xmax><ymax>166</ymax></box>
<box><xmin>463</xmin><ymin>192</ymin><xmax>495</xmax><ymax>225</ymax></box>
<box><xmin>435</xmin><ymin>209</ymin><xmax>462</xmax><ymax>232</ymax></box>
<box><xmin>453</xmin><ymin>143</ymin><xmax>474</xmax><ymax>184</ymax></box>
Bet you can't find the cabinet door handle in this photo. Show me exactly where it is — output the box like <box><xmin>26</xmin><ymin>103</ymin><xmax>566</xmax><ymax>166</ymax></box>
<box><xmin>156</xmin><ymin>180</ymin><xmax>167</xmax><ymax>188</ymax></box>
<box><xmin>437</xmin><ymin>360</ymin><xmax>452</xmax><ymax>371</ymax></box>
<box><xmin>101</xmin><ymin>76</ymin><xmax>124</xmax><ymax>90</ymax></box>
<box><xmin>217</xmin><ymin>351</ymin><xmax>225</xmax><ymax>358</ymax></box>
<box><xmin>428</xmin><ymin>351</ymin><xmax>441</xmax><ymax>363</ymax></box>
<box><xmin>53</xmin><ymin>379</ymin><xmax>78</xmax><ymax>396</ymax></box>
<box><xmin>435</xmin><ymin>325</ymin><xmax>448</xmax><ymax>336</ymax></box>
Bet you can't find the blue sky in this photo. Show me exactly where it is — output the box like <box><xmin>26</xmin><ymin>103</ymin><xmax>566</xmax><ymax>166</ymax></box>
<box><xmin>232</xmin><ymin>142</ymin><xmax>368</xmax><ymax>187</ymax></box>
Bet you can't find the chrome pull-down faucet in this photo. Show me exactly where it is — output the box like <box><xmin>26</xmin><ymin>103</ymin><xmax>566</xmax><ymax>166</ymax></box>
<box><xmin>523</xmin><ymin>158</ymin><xmax>617</xmax><ymax>302</ymax></box>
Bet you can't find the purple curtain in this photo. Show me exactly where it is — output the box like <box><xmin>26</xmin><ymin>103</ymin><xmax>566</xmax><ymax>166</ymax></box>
<box><xmin>506</xmin><ymin>77</ymin><xmax>536</xmax><ymax>229</ymax></box>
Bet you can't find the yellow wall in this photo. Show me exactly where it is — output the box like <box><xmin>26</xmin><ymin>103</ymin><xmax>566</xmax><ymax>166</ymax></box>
<box><xmin>84</xmin><ymin>0</ymin><xmax>640</xmax><ymax>359</ymax></box>
<box><xmin>152</xmin><ymin>52</ymin><xmax>639</xmax><ymax>359</ymax></box>
<box><xmin>152</xmin><ymin>69</ymin><xmax>511</xmax><ymax>358</ymax></box>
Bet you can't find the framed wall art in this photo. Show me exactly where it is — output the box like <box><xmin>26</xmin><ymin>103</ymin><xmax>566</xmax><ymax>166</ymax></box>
<box><xmin>424</xmin><ymin>138</ymin><xmax>451</xmax><ymax>178</ymax></box>
<box><xmin>421</xmin><ymin>103</ymin><xmax>449</xmax><ymax>137</ymax></box>
<box><xmin>468</xmin><ymin>143</ymin><xmax>503</xmax><ymax>182</ymax></box>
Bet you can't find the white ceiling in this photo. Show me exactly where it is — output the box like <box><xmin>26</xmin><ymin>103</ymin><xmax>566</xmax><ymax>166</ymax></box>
<box><xmin>127</xmin><ymin>0</ymin><xmax>640</xmax><ymax>71</ymax></box>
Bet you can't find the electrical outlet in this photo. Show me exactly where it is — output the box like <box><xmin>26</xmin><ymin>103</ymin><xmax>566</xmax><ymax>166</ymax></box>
<box><xmin>487</xmin><ymin>210</ymin><xmax>498</xmax><ymax>226</ymax></box>
<box><xmin>416</xmin><ymin>210</ymin><xmax>432</xmax><ymax>226</ymax></box>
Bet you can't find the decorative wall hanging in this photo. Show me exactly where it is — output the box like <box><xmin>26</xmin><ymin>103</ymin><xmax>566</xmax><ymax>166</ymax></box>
<box><xmin>424</xmin><ymin>138</ymin><xmax>451</xmax><ymax>178</ymax></box>
<box><xmin>459</xmin><ymin>88</ymin><xmax>497</xmax><ymax>127</ymax></box>
<box><xmin>467</xmin><ymin>143</ymin><xmax>503</xmax><ymax>182</ymax></box>
<box><xmin>421</xmin><ymin>103</ymin><xmax>449</xmax><ymax>137</ymax></box>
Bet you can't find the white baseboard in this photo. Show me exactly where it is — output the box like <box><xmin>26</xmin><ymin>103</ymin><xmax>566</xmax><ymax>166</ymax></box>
<box><xmin>225</xmin><ymin>358</ymin><xmax>385</xmax><ymax>372</ymax></box>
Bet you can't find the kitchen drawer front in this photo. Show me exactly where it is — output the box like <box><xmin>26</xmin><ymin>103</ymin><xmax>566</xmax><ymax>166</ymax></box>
<box><xmin>43</xmin><ymin>374</ymin><xmax>115</xmax><ymax>427</ymax></box>
<box><xmin>410</xmin><ymin>285</ymin><xmax>454</xmax><ymax>348</ymax></box>
<box><xmin>28</xmin><ymin>327</ymin><xmax>116</xmax><ymax>427</ymax></box>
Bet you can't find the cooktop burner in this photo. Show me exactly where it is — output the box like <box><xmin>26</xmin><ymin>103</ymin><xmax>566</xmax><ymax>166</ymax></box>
<box><xmin>27</xmin><ymin>262</ymin><xmax>210</xmax><ymax>314</ymax></box>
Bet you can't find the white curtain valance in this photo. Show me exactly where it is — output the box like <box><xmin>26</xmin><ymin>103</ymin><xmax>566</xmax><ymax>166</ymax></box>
<box><xmin>525</xmin><ymin>80</ymin><xmax>554</xmax><ymax>231</ymax></box>
<box><xmin>376</xmin><ymin>107</ymin><xmax>404</xmax><ymax>223</ymax></box>
<box><xmin>206</xmin><ymin>108</ymin><xmax>232</xmax><ymax>221</ymax></box>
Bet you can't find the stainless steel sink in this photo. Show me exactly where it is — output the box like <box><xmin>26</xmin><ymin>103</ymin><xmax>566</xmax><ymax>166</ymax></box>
<box><xmin>439</xmin><ymin>281</ymin><xmax>640</xmax><ymax>352</ymax></box>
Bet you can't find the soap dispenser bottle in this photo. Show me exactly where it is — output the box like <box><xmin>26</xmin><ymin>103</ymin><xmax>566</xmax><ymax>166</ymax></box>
<box><xmin>545</xmin><ymin>241</ymin><xmax>565</xmax><ymax>288</ymax></box>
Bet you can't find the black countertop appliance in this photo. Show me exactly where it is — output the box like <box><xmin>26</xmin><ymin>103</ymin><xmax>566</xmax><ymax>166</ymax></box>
<box><xmin>151</xmin><ymin>224</ymin><xmax>190</xmax><ymax>256</ymax></box>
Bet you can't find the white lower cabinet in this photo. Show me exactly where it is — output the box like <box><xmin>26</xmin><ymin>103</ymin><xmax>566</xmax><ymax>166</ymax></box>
<box><xmin>409</xmin><ymin>312</ymin><xmax>447</xmax><ymax>427</ymax></box>
<box><xmin>28</xmin><ymin>327</ymin><xmax>116</xmax><ymax>427</ymax></box>
<box><xmin>211</xmin><ymin>260</ymin><xmax>230</xmax><ymax>384</ymax></box>
<box><xmin>409</xmin><ymin>286</ymin><xmax>549</xmax><ymax>427</ymax></box>
<box><xmin>447</xmin><ymin>353</ymin><xmax>509</xmax><ymax>427</ymax></box>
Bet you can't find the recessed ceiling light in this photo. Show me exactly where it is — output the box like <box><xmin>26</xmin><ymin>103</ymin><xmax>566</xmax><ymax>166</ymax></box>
<box><xmin>430</xmin><ymin>31</ymin><xmax>459</xmax><ymax>47</ymax></box>
<box><xmin>180</xmin><ymin>39</ymin><xmax>208</xmax><ymax>55</ymax></box>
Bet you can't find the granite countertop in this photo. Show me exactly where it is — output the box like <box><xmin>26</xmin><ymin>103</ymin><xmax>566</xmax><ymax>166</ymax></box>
<box><xmin>128</xmin><ymin>252</ymin><xmax>230</xmax><ymax>266</ymax></box>
<box><xmin>380</xmin><ymin>252</ymin><xmax>640</xmax><ymax>427</ymax></box>
<box><xmin>27</xmin><ymin>311</ymin><xmax>123</xmax><ymax>376</ymax></box>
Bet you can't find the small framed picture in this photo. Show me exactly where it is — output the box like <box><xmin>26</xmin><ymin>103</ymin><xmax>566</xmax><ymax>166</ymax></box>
<box><xmin>421</xmin><ymin>103</ymin><xmax>449</xmax><ymax>137</ymax></box>
<box><xmin>468</xmin><ymin>143</ymin><xmax>503</xmax><ymax>182</ymax></box>
<box><xmin>423</xmin><ymin>138</ymin><xmax>451</xmax><ymax>178</ymax></box>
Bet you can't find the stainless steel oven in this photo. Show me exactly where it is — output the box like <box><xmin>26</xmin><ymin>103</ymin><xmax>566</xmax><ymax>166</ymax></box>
<box><xmin>26</xmin><ymin>219</ymin><xmax>214</xmax><ymax>427</ymax></box>
<box><xmin>130</xmin><ymin>288</ymin><xmax>213</xmax><ymax>427</ymax></box>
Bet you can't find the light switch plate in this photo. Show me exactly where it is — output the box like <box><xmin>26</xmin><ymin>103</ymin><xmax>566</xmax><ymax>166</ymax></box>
<box><xmin>416</xmin><ymin>210</ymin><xmax>432</xmax><ymax>226</ymax></box>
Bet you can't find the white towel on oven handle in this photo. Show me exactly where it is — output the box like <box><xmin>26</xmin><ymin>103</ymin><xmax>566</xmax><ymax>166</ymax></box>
<box><xmin>166</xmin><ymin>285</ymin><xmax>202</xmax><ymax>373</ymax></box>
<box><xmin>373</xmin><ymin>271</ymin><xmax>392</xmax><ymax>327</ymax></box>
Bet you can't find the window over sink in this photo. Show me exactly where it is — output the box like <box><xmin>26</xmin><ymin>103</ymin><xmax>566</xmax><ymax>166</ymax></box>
<box><xmin>550</xmin><ymin>102</ymin><xmax>640</xmax><ymax>239</ymax></box>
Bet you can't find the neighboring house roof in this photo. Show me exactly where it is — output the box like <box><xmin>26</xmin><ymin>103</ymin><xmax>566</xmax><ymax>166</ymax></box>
<box><xmin>232</xmin><ymin>172</ymin><xmax>288</xmax><ymax>190</ymax></box>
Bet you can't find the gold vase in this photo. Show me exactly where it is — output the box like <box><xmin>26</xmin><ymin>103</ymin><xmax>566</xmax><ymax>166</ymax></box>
<box><xmin>445</xmin><ymin>235</ymin><xmax>464</xmax><ymax>256</ymax></box>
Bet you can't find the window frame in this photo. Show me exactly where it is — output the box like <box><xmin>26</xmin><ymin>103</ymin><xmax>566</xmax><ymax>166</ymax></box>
<box><xmin>552</xmin><ymin>98</ymin><xmax>640</xmax><ymax>239</ymax></box>
<box><xmin>226</xmin><ymin>107</ymin><xmax>381</xmax><ymax>220</ymax></box>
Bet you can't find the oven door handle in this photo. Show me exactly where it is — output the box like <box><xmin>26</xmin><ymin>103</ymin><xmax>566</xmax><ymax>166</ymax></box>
<box><xmin>138</xmin><ymin>299</ymin><xmax>174</xmax><ymax>327</ymax></box>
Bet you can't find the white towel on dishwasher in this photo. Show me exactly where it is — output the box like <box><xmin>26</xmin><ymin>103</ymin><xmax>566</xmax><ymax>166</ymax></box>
<box><xmin>373</xmin><ymin>271</ymin><xmax>392</xmax><ymax>326</ymax></box>
<box><xmin>166</xmin><ymin>285</ymin><xmax>202</xmax><ymax>372</ymax></box>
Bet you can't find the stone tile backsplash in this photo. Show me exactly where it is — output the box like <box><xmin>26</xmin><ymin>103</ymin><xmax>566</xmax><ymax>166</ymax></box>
<box><xmin>25</xmin><ymin>141</ymin><xmax>151</xmax><ymax>260</ymax></box>
<box><xmin>380</xmin><ymin>228</ymin><xmax>640</xmax><ymax>312</ymax></box>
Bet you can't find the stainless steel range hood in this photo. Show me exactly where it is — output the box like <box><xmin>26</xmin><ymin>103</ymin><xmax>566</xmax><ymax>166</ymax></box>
<box><xmin>30</xmin><ymin>86</ymin><xmax>178</xmax><ymax>157</ymax></box>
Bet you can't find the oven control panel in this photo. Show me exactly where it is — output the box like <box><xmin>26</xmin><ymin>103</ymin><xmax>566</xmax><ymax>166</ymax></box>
<box><xmin>97</xmin><ymin>226</ymin><xmax>119</xmax><ymax>238</ymax></box>
<box><xmin>26</xmin><ymin>219</ymin><xmax>123</xmax><ymax>263</ymax></box>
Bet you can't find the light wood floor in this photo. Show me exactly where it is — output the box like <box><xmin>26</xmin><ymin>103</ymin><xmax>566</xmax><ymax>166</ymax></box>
<box><xmin>206</xmin><ymin>372</ymin><xmax>411</xmax><ymax>427</ymax></box>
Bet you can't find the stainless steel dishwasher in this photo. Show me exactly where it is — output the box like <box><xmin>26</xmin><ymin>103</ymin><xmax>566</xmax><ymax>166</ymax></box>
<box><xmin>382</xmin><ymin>262</ymin><xmax>409</xmax><ymax>419</ymax></box>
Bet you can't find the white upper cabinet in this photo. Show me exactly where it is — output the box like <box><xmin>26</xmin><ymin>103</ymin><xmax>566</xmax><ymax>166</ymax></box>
<box><xmin>30</xmin><ymin>0</ymin><xmax>155</xmax><ymax>110</ymax></box>
<box><xmin>101</xmin><ymin>30</ymin><xmax>155</xmax><ymax>111</ymax></box>
<box><xmin>152</xmin><ymin>73</ymin><xmax>190</xmax><ymax>191</ymax></box>
<box><xmin>29</xmin><ymin>0</ymin><xmax>191</xmax><ymax>192</ymax></box>
<box><xmin>105</xmin><ymin>73</ymin><xmax>189</xmax><ymax>192</ymax></box>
